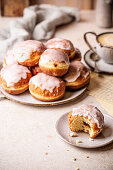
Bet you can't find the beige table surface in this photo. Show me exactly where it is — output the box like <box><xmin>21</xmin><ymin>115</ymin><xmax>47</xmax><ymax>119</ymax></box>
<box><xmin>0</xmin><ymin>10</ymin><xmax>113</xmax><ymax>170</ymax></box>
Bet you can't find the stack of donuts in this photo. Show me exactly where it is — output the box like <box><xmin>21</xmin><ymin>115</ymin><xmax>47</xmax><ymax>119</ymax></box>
<box><xmin>0</xmin><ymin>38</ymin><xmax>90</xmax><ymax>102</ymax></box>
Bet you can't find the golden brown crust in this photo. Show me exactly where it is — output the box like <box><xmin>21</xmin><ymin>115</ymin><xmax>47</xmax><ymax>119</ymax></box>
<box><xmin>0</xmin><ymin>72</ymin><xmax>32</xmax><ymax>95</ymax></box>
<box><xmin>1</xmin><ymin>83</ymin><xmax>29</xmax><ymax>95</ymax></box>
<box><xmin>56</xmin><ymin>48</ymin><xmax>81</xmax><ymax>61</ymax></box>
<box><xmin>59</xmin><ymin>48</ymin><xmax>72</xmax><ymax>55</ymax></box>
<box><xmin>47</xmin><ymin>47</ymin><xmax>72</xmax><ymax>55</ymax></box>
<box><xmin>29</xmin><ymin>78</ymin><xmax>65</xmax><ymax>101</ymax></box>
<box><xmin>70</xmin><ymin>54</ymin><xmax>81</xmax><ymax>61</ymax></box>
<box><xmin>59</xmin><ymin>48</ymin><xmax>81</xmax><ymax>61</ymax></box>
<box><xmin>68</xmin><ymin>111</ymin><xmax>103</xmax><ymax>138</ymax></box>
<box><xmin>30</xmin><ymin>90</ymin><xmax>65</xmax><ymax>102</ymax></box>
<box><xmin>90</xmin><ymin>127</ymin><xmax>103</xmax><ymax>138</ymax></box>
<box><xmin>69</xmin><ymin>48</ymin><xmax>82</xmax><ymax>61</ymax></box>
<box><xmin>16</xmin><ymin>52</ymin><xmax>42</xmax><ymax>67</ymax></box>
<box><xmin>65</xmin><ymin>75</ymin><xmax>90</xmax><ymax>91</ymax></box>
<box><xmin>39</xmin><ymin>64</ymin><xmax>69</xmax><ymax>77</ymax></box>
<box><xmin>3</xmin><ymin>58</ymin><xmax>7</xmax><ymax>67</ymax></box>
<box><xmin>68</xmin><ymin>50</ymin><xmax>76</xmax><ymax>60</ymax></box>
<box><xmin>39</xmin><ymin>48</ymin><xmax>70</xmax><ymax>77</ymax></box>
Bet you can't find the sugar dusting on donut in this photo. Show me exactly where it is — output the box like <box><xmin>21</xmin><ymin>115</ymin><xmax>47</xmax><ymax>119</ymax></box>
<box><xmin>0</xmin><ymin>64</ymin><xmax>30</xmax><ymax>87</ymax></box>
<box><xmin>40</xmin><ymin>49</ymin><xmax>69</xmax><ymax>64</ymax></box>
<box><xmin>5</xmin><ymin>50</ymin><xmax>17</xmax><ymax>65</ymax></box>
<box><xmin>29</xmin><ymin>73</ymin><xmax>61</xmax><ymax>93</ymax></box>
<box><xmin>72</xmin><ymin>104</ymin><xmax>104</xmax><ymax>128</ymax></box>
<box><xmin>13</xmin><ymin>40</ymin><xmax>46</xmax><ymax>62</ymax></box>
<box><xmin>63</xmin><ymin>61</ymin><xmax>90</xmax><ymax>82</ymax></box>
<box><xmin>46</xmin><ymin>38</ymin><xmax>75</xmax><ymax>51</ymax></box>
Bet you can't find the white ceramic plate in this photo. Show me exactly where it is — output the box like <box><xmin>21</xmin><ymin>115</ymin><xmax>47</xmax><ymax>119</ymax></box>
<box><xmin>84</xmin><ymin>49</ymin><xmax>113</xmax><ymax>74</ymax></box>
<box><xmin>0</xmin><ymin>86</ymin><xmax>87</xmax><ymax>106</ymax></box>
<box><xmin>56</xmin><ymin>112</ymin><xmax>113</xmax><ymax>148</ymax></box>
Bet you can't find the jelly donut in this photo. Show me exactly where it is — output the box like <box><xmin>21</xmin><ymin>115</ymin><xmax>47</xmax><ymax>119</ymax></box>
<box><xmin>32</xmin><ymin>66</ymin><xmax>42</xmax><ymax>76</ymax></box>
<box><xmin>63</xmin><ymin>61</ymin><xmax>90</xmax><ymax>90</ymax></box>
<box><xmin>45</xmin><ymin>38</ymin><xmax>78</xmax><ymax>60</ymax></box>
<box><xmin>68</xmin><ymin>104</ymin><xmax>104</xmax><ymax>138</ymax></box>
<box><xmin>0</xmin><ymin>64</ymin><xmax>32</xmax><ymax>94</ymax></box>
<box><xmin>13</xmin><ymin>40</ymin><xmax>46</xmax><ymax>67</ymax></box>
<box><xmin>29</xmin><ymin>73</ymin><xmax>65</xmax><ymax>101</ymax></box>
<box><xmin>3</xmin><ymin>50</ymin><xmax>17</xmax><ymax>67</ymax></box>
<box><xmin>39</xmin><ymin>49</ymin><xmax>70</xmax><ymax>77</ymax></box>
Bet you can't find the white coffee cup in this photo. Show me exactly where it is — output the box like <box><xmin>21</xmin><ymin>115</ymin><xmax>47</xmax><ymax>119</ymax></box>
<box><xmin>84</xmin><ymin>32</ymin><xmax>113</xmax><ymax>64</ymax></box>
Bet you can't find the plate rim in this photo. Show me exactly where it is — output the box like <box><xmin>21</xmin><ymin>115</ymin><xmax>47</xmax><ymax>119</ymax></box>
<box><xmin>0</xmin><ymin>86</ymin><xmax>87</xmax><ymax>106</ymax></box>
<box><xmin>84</xmin><ymin>49</ymin><xmax>113</xmax><ymax>74</ymax></box>
<box><xmin>55</xmin><ymin>112</ymin><xmax>113</xmax><ymax>148</ymax></box>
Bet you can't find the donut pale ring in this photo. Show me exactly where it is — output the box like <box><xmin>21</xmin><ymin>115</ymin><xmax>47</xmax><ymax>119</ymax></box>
<box><xmin>0</xmin><ymin>64</ymin><xmax>32</xmax><ymax>94</ymax></box>
<box><xmin>63</xmin><ymin>61</ymin><xmax>90</xmax><ymax>90</ymax></box>
<box><xmin>39</xmin><ymin>49</ymin><xmax>70</xmax><ymax>77</ymax></box>
<box><xmin>29</xmin><ymin>73</ymin><xmax>65</xmax><ymax>102</ymax></box>
<box><xmin>3</xmin><ymin>50</ymin><xmax>17</xmax><ymax>67</ymax></box>
<box><xmin>32</xmin><ymin>66</ymin><xmax>42</xmax><ymax>76</ymax></box>
<box><xmin>68</xmin><ymin>104</ymin><xmax>104</xmax><ymax>138</ymax></box>
<box><xmin>13</xmin><ymin>40</ymin><xmax>46</xmax><ymax>67</ymax></box>
<box><xmin>45</xmin><ymin>38</ymin><xmax>77</xmax><ymax>60</ymax></box>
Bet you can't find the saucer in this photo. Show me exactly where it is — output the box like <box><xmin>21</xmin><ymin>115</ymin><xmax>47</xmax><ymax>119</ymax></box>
<box><xmin>84</xmin><ymin>49</ymin><xmax>113</xmax><ymax>74</ymax></box>
<box><xmin>56</xmin><ymin>112</ymin><xmax>113</xmax><ymax>148</ymax></box>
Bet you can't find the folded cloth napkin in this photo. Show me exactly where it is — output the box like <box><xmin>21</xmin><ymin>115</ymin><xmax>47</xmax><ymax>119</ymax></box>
<box><xmin>0</xmin><ymin>4</ymin><xmax>80</xmax><ymax>61</ymax></box>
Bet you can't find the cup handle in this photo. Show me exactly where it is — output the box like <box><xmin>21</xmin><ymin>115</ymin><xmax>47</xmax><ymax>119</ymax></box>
<box><xmin>84</xmin><ymin>32</ymin><xmax>98</xmax><ymax>55</ymax></box>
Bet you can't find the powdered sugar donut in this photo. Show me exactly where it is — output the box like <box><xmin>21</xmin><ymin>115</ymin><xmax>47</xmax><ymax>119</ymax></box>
<box><xmin>0</xmin><ymin>64</ymin><xmax>32</xmax><ymax>94</ymax></box>
<box><xmin>29</xmin><ymin>73</ymin><xmax>65</xmax><ymax>101</ymax></box>
<box><xmin>63</xmin><ymin>61</ymin><xmax>90</xmax><ymax>90</ymax></box>
<box><xmin>39</xmin><ymin>49</ymin><xmax>70</xmax><ymax>77</ymax></box>
<box><xmin>45</xmin><ymin>38</ymin><xmax>81</xmax><ymax>60</ymax></box>
<box><xmin>68</xmin><ymin>104</ymin><xmax>104</xmax><ymax>138</ymax></box>
<box><xmin>13</xmin><ymin>40</ymin><xmax>46</xmax><ymax>67</ymax></box>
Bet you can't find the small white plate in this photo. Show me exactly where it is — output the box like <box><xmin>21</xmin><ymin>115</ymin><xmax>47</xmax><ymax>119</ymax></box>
<box><xmin>0</xmin><ymin>86</ymin><xmax>87</xmax><ymax>106</ymax></box>
<box><xmin>56</xmin><ymin>112</ymin><xmax>113</xmax><ymax>148</ymax></box>
<box><xmin>84</xmin><ymin>49</ymin><xmax>113</xmax><ymax>74</ymax></box>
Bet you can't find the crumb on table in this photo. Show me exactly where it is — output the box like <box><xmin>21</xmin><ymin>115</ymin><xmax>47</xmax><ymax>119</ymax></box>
<box><xmin>76</xmin><ymin>140</ymin><xmax>82</xmax><ymax>143</ymax></box>
<box><xmin>69</xmin><ymin>132</ymin><xmax>78</xmax><ymax>137</ymax></box>
<box><xmin>72</xmin><ymin>157</ymin><xmax>76</xmax><ymax>161</ymax></box>
<box><xmin>86</xmin><ymin>156</ymin><xmax>89</xmax><ymax>158</ymax></box>
<box><xmin>89</xmin><ymin>138</ymin><xmax>94</xmax><ymax>141</ymax></box>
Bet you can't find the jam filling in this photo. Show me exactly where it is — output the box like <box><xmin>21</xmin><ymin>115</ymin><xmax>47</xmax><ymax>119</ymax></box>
<box><xmin>83</xmin><ymin>121</ymin><xmax>90</xmax><ymax>128</ymax></box>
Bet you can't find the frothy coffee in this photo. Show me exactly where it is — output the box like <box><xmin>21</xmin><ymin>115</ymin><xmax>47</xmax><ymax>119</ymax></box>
<box><xmin>98</xmin><ymin>33</ymin><xmax>113</xmax><ymax>47</ymax></box>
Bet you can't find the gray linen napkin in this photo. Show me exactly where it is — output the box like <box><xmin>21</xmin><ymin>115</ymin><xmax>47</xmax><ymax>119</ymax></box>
<box><xmin>0</xmin><ymin>4</ymin><xmax>80</xmax><ymax>61</ymax></box>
